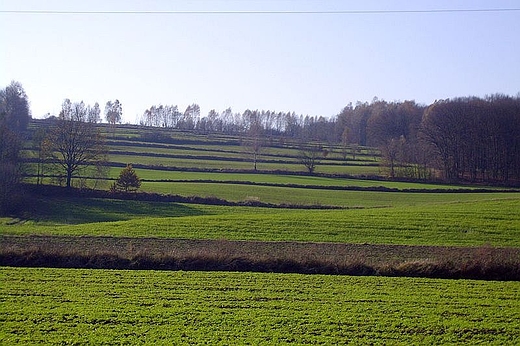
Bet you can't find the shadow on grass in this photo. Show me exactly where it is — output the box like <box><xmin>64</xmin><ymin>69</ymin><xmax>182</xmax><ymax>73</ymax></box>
<box><xmin>21</xmin><ymin>197</ymin><xmax>206</xmax><ymax>224</ymax></box>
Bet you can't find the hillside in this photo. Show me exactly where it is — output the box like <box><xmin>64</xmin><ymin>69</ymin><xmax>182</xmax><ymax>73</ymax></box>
<box><xmin>1</xmin><ymin>120</ymin><xmax>519</xmax><ymax>280</ymax></box>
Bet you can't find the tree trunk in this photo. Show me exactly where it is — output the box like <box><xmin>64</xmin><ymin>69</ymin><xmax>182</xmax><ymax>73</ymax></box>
<box><xmin>66</xmin><ymin>167</ymin><xmax>73</xmax><ymax>188</ymax></box>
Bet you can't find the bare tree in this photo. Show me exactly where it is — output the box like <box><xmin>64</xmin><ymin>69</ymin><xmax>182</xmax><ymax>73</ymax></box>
<box><xmin>32</xmin><ymin>127</ymin><xmax>52</xmax><ymax>185</ymax></box>
<box><xmin>298</xmin><ymin>143</ymin><xmax>324</xmax><ymax>174</ymax></box>
<box><xmin>181</xmin><ymin>104</ymin><xmax>200</xmax><ymax>130</ymax></box>
<box><xmin>381</xmin><ymin>136</ymin><xmax>405</xmax><ymax>178</ymax></box>
<box><xmin>87</xmin><ymin>102</ymin><xmax>101</xmax><ymax>123</ymax></box>
<box><xmin>340</xmin><ymin>127</ymin><xmax>350</xmax><ymax>161</ymax></box>
<box><xmin>242</xmin><ymin>117</ymin><xmax>264</xmax><ymax>171</ymax></box>
<box><xmin>49</xmin><ymin>100</ymin><xmax>107</xmax><ymax>188</ymax></box>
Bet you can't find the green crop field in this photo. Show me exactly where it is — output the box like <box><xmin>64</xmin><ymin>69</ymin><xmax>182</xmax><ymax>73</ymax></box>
<box><xmin>2</xmin><ymin>196</ymin><xmax>519</xmax><ymax>247</ymax></box>
<box><xmin>1</xmin><ymin>267</ymin><xmax>519</xmax><ymax>345</ymax></box>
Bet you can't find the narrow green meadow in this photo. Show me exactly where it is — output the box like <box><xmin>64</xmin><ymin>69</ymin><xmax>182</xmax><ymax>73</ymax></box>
<box><xmin>1</xmin><ymin>267</ymin><xmax>518</xmax><ymax>345</ymax></box>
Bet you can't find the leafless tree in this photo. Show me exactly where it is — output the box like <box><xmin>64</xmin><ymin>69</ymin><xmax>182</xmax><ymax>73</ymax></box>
<box><xmin>298</xmin><ymin>143</ymin><xmax>324</xmax><ymax>174</ymax></box>
<box><xmin>242</xmin><ymin>117</ymin><xmax>264</xmax><ymax>171</ymax></box>
<box><xmin>49</xmin><ymin>100</ymin><xmax>107</xmax><ymax>188</ymax></box>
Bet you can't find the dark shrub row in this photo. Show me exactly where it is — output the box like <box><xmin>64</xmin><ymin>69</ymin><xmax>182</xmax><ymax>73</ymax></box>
<box><xmin>1</xmin><ymin>247</ymin><xmax>518</xmax><ymax>281</ymax></box>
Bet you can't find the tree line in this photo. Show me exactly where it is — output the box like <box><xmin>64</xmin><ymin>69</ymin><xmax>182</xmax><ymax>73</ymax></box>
<box><xmin>139</xmin><ymin>104</ymin><xmax>324</xmax><ymax>138</ymax></box>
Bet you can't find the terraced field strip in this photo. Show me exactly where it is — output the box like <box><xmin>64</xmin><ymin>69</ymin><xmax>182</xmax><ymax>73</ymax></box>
<box><xmin>108</xmin><ymin>148</ymin><xmax>374</xmax><ymax>167</ymax></box>
<box><xmin>105</xmin><ymin>136</ymin><xmax>379</xmax><ymax>162</ymax></box>
<box><xmin>127</xmin><ymin>170</ymin><xmax>483</xmax><ymax>189</ymax></box>
<box><xmin>140</xmin><ymin>182</ymin><xmax>516</xmax><ymax>207</ymax></box>
<box><xmin>1</xmin><ymin>267</ymin><xmax>518</xmax><ymax>344</ymax></box>
<box><xmin>108</xmin><ymin>154</ymin><xmax>378</xmax><ymax>174</ymax></box>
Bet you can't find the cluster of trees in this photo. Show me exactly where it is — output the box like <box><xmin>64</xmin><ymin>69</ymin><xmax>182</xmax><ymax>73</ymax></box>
<box><xmin>137</xmin><ymin>99</ymin><xmax>427</xmax><ymax>149</ymax></box>
<box><xmin>0</xmin><ymin>81</ymin><xmax>140</xmax><ymax>206</ymax></box>
<box><xmin>337</xmin><ymin>99</ymin><xmax>430</xmax><ymax>179</ymax></box>
<box><xmin>422</xmin><ymin>96</ymin><xmax>520</xmax><ymax>182</ymax></box>
<box><xmin>44</xmin><ymin>99</ymin><xmax>108</xmax><ymax>188</ymax></box>
<box><xmin>105</xmin><ymin>100</ymin><xmax>123</xmax><ymax>125</ymax></box>
<box><xmin>336</xmin><ymin>99</ymin><xmax>424</xmax><ymax>147</ymax></box>
<box><xmin>30</xmin><ymin>98</ymin><xmax>124</xmax><ymax>190</ymax></box>
<box><xmin>337</xmin><ymin>95</ymin><xmax>520</xmax><ymax>183</ymax></box>
<box><xmin>48</xmin><ymin>99</ymin><xmax>123</xmax><ymax>125</ymax></box>
<box><xmin>141</xmin><ymin>95</ymin><xmax>520</xmax><ymax>183</ymax></box>
<box><xmin>36</xmin><ymin>98</ymin><xmax>135</xmax><ymax>190</ymax></box>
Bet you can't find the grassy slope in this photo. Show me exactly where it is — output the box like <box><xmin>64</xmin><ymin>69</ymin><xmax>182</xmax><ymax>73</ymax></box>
<box><xmin>2</xmin><ymin>196</ymin><xmax>519</xmax><ymax>247</ymax></box>
<box><xmin>2</xmin><ymin>267</ymin><xmax>519</xmax><ymax>345</ymax></box>
<box><xmin>24</xmin><ymin>120</ymin><xmax>380</xmax><ymax>176</ymax></box>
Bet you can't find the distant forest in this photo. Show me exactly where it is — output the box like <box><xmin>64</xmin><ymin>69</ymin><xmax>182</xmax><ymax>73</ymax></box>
<box><xmin>138</xmin><ymin>95</ymin><xmax>520</xmax><ymax>184</ymax></box>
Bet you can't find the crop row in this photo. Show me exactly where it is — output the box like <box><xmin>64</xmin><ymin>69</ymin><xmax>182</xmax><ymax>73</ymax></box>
<box><xmin>1</xmin><ymin>267</ymin><xmax>519</xmax><ymax>345</ymax></box>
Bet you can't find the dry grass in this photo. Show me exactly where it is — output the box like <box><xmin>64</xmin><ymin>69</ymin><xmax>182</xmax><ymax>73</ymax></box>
<box><xmin>1</xmin><ymin>235</ymin><xmax>519</xmax><ymax>280</ymax></box>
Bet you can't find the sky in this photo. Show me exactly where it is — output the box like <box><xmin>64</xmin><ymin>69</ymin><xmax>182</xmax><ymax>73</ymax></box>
<box><xmin>1</xmin><ymin>0</ymin><xmax>519</xmax><ymax>123</ymax></box>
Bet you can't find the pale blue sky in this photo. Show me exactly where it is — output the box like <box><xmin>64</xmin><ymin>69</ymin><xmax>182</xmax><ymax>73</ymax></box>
<box><xmin>1</xmin><ymin>0</ymin><xmax>519</xmax><ymax>123</ymax></box>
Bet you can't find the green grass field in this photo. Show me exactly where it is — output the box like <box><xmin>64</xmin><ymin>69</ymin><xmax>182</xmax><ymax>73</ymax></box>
<box><xmin>125</xmin><ymin>169</ymin><xmax>481</xmax><ymax>189</ymax></box>
<box><xmin>13</xmin><ymin>123</ymin><xmax>520</xmax><ymax>248</ymax></box>
<box><xmin>2</xmin><ymin>196</ymin><xmax>519</xmax><ymax>247</ymax></box>
<box><xmin>1</xmin><ymin>267</ymin><xmax>519</xmax><ymax>345</ymax></box>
